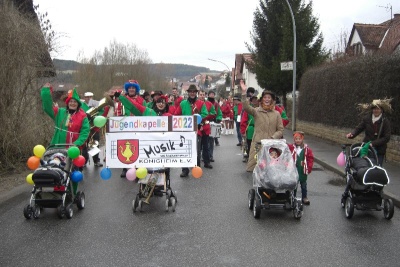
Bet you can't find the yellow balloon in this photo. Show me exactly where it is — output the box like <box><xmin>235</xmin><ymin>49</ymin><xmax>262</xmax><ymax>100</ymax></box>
<box><xmin>33</xmin><ymin>145</ymin><xmax>46</xmax><ymax>158</ymax></box>
<box><xmin>136</xmin><ymin>167</ymin><xmax>148</xmax><ymax>179</ymax></box>
<box><xmin>26</xmin><ymin>173</ymin><xmax>34</xmax><ymax>185</ymax></box>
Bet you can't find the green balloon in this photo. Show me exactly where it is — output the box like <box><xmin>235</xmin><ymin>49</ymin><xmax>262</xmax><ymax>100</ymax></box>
<box><xmin>68</xmin><ymin>146</ymin><xmax>80</xmax><ymax>159</ymax></box>
<box><xmin>93</xmin><ymin>116</ymin><xmax>107</xmax><ymax>128</ymax></box>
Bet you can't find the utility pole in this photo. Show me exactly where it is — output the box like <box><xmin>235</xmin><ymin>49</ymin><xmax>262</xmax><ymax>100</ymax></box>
<box><xmin>284</xmin><ymin>0</ymin><xmax>297</xmax><ymax>132</ymax></box>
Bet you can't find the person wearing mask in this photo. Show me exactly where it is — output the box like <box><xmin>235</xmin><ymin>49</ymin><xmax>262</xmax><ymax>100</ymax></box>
<box><xmin>240</xmin><ymin>80</ymin><xmax>284</xmax><ymax>172</ymax></box>
<box><xmin>174</xmin><ymin>85</ymin><xmax>210</xmax><ymax>177</ymax></box>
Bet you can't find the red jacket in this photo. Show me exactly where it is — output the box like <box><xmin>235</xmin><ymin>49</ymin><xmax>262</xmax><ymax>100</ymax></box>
<box><xmin>288</xmin><ymin>144</ymin><xmax>314</xmax><ymax>175</ymax></box>
<box><xmin>221</xmin><ymin>103</ymin><xmax>233</xmax><ymax>119</ymax></box>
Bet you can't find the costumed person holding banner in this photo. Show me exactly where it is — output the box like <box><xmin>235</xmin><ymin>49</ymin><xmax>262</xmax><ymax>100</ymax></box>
<box><xmin>41</xmin><ymin>84</ymin><xmax>90</xmax><ymax>194</ymax></box>
<box><xmin>239</xmin><ymin>80</ymin><xmax>284</xmax><ymax>172</ymax></box>
<box><xmin>119</xmin><ymin>80</ymin><xmax>145</xmax><ymax>177</ymax></box>
<box><xmin>346</xmin><ymin>98</ymin><xmax>392</xmax><ymax>167</ymax></box>
<box><xmin>174</xmin><ymin>84</ymin><xmax>209</xmax><ymax>177</ymax></box>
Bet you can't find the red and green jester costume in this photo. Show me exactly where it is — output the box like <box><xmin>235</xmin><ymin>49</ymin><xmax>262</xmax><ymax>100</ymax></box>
<box><xmin>41</xmin><ymin>87</ymin><xmax>90</xmax><ymax>148</ymax></box>
<box><xmin>41</xmin><ymin>87</ymin><xmax>90</xmax><ymax>194</ymax></box>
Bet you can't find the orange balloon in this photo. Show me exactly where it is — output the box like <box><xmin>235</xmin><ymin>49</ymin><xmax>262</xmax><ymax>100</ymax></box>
<box><xmin>27</xmin><ymin>156</ymin><xmax>40</xmax><ymax>170</ymax></box>
<box><xmin>192</xmin><ymin>166</ymin><xmax>203</xmax><ymax>179</ymax></box>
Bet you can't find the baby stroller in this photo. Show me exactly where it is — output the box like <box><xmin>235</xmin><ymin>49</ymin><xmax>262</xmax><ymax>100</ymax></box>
<box><xmin>23</xmin><ymin>144</ymin><xmax>85</xmax><ymax>219</ymax></box>
<box><xmin>340</xmin><ymin>143</ymin><xmax>393</xmax><ymax>219</ymax></box>
<box><xmin>132</xmin><ymin>167</ymin><xmax>177</xmax><ymax>212</ymax></box>
<box><xmin>248</xmin><ymin>139</ymin><xmax>303</xmax><ymax>219</ymax></box>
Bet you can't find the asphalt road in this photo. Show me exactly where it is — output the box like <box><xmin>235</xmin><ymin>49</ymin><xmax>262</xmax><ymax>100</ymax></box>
<box><xmin>1</xmin><ymin>134</ymin><xmax>400</xmax><ymax>267</ymax></box>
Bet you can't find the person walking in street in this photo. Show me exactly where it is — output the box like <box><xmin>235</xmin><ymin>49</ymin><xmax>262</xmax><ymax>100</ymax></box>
<box><xmin>346</xmin><ymin>98</ymin><xmax>392</xmax><ymax>167</ymax></box>
<box><xmin>233</xmin><ymin>95</ymin><xmax>243</xmax><ymax>146</ymax></box>
<box><xmin>41</xmin><ymin>84</ymin><xmax>90</xmax><ymax>194</ymax></box>
<box><xmin>288</xmin><ymin>131</ymin><xmax>314</xmax><ymax>205</ymax></box>
<box><xmin>207</xmin><ymin>90</ymin><xmax>222</xmax><ymax>146</ymax></box>
<box><xmin>240</xmin><ymin>96</ymin><xmax>259</xmax><ymax>162</ymax></box>
<box><xmin>119</xmin><ymin>80</ymin><xmax>145</xmax><ymax>177</ymax></box>
<box><xmin>174</xmin><ymin>85</ymin><xmax>210</xmax><ymax>177</ymax></box>
<box><xmin>240</xmin><ymin>80</ymin><xmax>284</xmax><ymax>172</ymax></box>
<box><xmin>220</xmin><ymin>98</ymin><xmax>231</xmax><ymax>135</ymax></box>
<box><xmin>198</xmin><ymin>89</ymin><xmax>216</xmax><ymax>163</ymax></box>
<box><xmin>172</xmin><ymin>87</ymin><xmax>183</xmax><ymax>108</ymax></box>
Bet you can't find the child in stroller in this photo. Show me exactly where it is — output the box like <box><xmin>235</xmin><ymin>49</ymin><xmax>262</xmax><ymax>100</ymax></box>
<box><xmin>23</xmin><ymin>145</ymin><xmax>85</xmax><ymax>220</ymax></box>
<box><xmin>132</xmin><ymin>167</ymin><xmax>177</xmax><ymax>212</ymax></box>
<box><xmin>340</xmin><ymin>142</ymin><xmax>394</xmax><ymax>219</ymax></box>
<box><xmin>248</xmin><ymin>139</ymin><xmax>303</xmax><ymax>219</ymax></box>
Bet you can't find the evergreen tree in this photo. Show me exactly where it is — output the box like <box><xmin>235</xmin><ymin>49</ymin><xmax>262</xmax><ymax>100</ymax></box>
<box><xmin>246</xmin><ymin>0</ymin><xmax>328</xmax><ymax>103</ymax></box>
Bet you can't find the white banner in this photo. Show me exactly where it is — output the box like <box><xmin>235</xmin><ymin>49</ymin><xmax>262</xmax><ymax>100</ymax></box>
<box><xmin>105</xmin><ymin>131</ymin><xmax>197</xmax><ymax>168</ymax></box>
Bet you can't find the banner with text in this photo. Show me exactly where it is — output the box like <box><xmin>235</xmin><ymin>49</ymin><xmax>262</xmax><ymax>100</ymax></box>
<box><xmin>105</xmin><ymin>131</ymin><xmax>197</xmax><ymax>168</ymax></box>
<box><xmin>108</xmin><ymin>116</ymin><xmax>195</xmax><ymax>132</ymax></box>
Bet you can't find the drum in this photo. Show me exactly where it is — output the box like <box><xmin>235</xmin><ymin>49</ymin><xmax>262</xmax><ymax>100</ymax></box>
<box><xmin>210</xmin><ymin>122</ymin><xmax>222</xmax><ymax>138</ymax></box>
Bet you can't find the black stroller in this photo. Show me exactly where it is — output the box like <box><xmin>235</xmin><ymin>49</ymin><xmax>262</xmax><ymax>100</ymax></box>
<box><xmin>23</xmin><ymin>145</ymin><xmax>85</xmax><ymax>219</ymax></box>
<box><xmin>340</xmin><ymin>143</ymin><xmax>393</xmax><ymax>219</ymax></box>
<box><xmin>132</xmin><ymin>168</ymin><xmax>177</xmax><ymax>212</ymax></box>
<box><xmin>248</xmin><ymin>139</ymin><xmax>303</xmax><ymax>219</ymax></box>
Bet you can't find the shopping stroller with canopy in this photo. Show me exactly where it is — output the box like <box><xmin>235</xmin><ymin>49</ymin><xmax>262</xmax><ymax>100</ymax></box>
<box><xmin>340</xmin><ymin>143</ymin><xmax>393</xmax><ymax>219</ymax></box>
<box><xmin>248</xmin><ymin>139</ymin><xmax>303</xmax><ymax>219</ymax></box>
<box><xmin>23</xmin><ymin>144</ymin><xmax>85</xmax><ymax>219</ymax></box>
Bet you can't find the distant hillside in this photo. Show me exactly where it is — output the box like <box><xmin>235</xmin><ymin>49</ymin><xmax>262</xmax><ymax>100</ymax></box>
<box><xmin>53</xmin><ymin>59</ymin><xmax>220</xmax><ymax>80</ymax></box>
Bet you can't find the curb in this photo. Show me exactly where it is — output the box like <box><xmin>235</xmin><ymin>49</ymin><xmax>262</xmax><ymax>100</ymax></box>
<box><xmin>315</xmin><ymin>157</ymin><xmax>400</xmax><ymax>208</ymax></box>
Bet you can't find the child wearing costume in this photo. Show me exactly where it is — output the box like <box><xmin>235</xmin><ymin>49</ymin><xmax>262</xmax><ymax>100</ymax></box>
<box><xmin>288</xmin><ymin>131</ymin><xmax>314</xmax><ymax>205</ymax></box>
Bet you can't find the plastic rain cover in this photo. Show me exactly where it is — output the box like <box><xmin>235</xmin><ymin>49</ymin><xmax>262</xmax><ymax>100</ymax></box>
<box><xmin>253</xmin><ymin>139</ymin><xmax>298</xmax><ymax>190</ymax></box>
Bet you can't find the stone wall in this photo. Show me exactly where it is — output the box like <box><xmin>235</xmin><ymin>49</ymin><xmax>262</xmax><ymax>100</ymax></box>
<box><xmin>295</xmin><ymin>120</ymin><xmax>400</xmax><ymax>163</ymax></box>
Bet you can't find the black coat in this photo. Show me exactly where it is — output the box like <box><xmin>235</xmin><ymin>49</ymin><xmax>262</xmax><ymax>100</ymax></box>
<box><xmin>350</xmin><ymin>114</ymin><xmax>391</xmax><ymax>155</ymax></box>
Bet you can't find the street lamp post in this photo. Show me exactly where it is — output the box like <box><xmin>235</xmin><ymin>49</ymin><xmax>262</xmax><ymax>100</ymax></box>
<box><xmin>284</xmin><ymin>0</ymin><xmax>297</xmax><ymax>132</ymax></box>
<box><xmin>207</xmin><ymin>58</ymin><xmax>231</xmax><ymax>95</ymax></box>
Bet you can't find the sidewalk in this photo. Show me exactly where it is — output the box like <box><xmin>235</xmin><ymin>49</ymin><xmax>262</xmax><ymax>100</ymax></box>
<box><xmin>283</xmin><ymin>129</ymin><xmax>400</xmax><ymax>208</ymax></box>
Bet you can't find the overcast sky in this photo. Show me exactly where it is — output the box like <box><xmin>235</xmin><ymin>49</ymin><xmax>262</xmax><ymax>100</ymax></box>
<box><xmin>33</xmin><ymin>0</ymin><xmax>400</xmax><ymax>71</ymax></box>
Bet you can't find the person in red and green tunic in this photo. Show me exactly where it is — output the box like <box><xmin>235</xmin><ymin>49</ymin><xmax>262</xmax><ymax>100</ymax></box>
<box><xmin>174</xmin><ymin>84</ymin><xmax>208</xmax><ymax>177</ymax></box>
<box><xmin>207</xmin><ymin>90</ymin><xmax>222</xmax><ymax>147</ymax></box>
<box><xmin>198</xmin><ymin>90</ymin><xmax>216</xmax><ymax>164</ymax></box>
<box><xmin>240</xmin><ymin>96</ymin><xmax>259</xmax><ymax>163</ymax></box>
<box><xmin>41</xmin><ymin>85</ymin><xmax>90</xmax><ymax>194</ymax></box>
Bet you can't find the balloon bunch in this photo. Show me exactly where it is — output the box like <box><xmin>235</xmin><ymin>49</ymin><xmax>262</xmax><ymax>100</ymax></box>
<box><xmin>26</xmin><ymin>145</ymin><xmax>46</xmax><ymax>185</ymax></box>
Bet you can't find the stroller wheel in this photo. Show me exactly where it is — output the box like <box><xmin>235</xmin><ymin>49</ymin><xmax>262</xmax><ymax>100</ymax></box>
<box><xmin>76</xmin><ymin>192</ymin><xmax>85</xmax><ymax>210</ymax></box>
<box><xmin>132</xmin><ymin>195</ymin><xmax>139</xmax><ymax>213</ymax></box>
<box><xmin>170</xmin><ymin>197</ymin><xmax>176</xmax><ymax>212</ymax></box>
<box><xmin>138</xmin><ymin>200</ymin><xmax>143</xmax><ymax>212</ymax></box>
<box><xmin>253</xmin><ymin>197</ymin><xmax>261</xmax><ymax>219</ymax></box>
<box><xmin>293</xmin><ymin>200</ymin><xmax>303</xmax><ymax>219</ymax></box>
<box><xmin>23</xmin><ymin>205</ymin><xmax>33</xmax><ymax>220</ymax></box>
<box><xmin>345</xmin><ymin>197</ymin><xmax>354</xmax><ymax>219</ymax></box>
<box><xmin>165</xmin><ymin>199</ymin><xmax>170</xmax><ymax>212</ymax></box>
<box><xmin>57</xmin><ymin>205</ymin><xmax>64</xmax><ymax>219</ymax></box>
<box><xmin>65</xmin><ymin>204</ymin><xmax>73</xmax><ymax>219</ymax></box>
<box><xmin>248</xmin><ymin>189</ymin><xmax>255</xmax><ymax>210</ymax></box>
<box><xmin>383</xmin><ymin>199</ymin><xmax>394</xmax><ymax>220</ymax></box>
<box><xmin>33</xmin><ymin>205</ymin><xmax>41</xmax><ymax>219</ymax></box>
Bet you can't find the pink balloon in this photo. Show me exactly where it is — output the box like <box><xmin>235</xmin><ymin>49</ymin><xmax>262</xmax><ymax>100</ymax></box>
<box><xmin>126</xmin><ymin>168</ymin><xmax>136</xmax><ymax>181</ymax></box>
<box><xmin>337</xmin><ymin>152</ymin><xmax>345</xmax><ymax>167</ymax></box>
